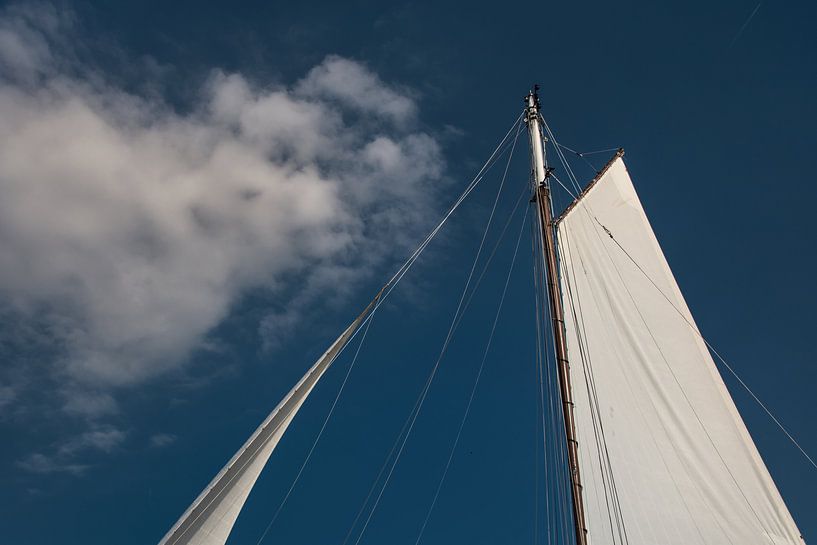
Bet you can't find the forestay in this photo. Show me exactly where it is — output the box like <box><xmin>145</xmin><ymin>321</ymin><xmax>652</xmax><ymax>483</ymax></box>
<box><xmin>157</xmin><ymin>303</ymin><xmax>373</xmax><ymax>545</ymax></box>
<box><xmin>556</xmin><ymin>157</ymin><xmax>804</xmax><ymax>545</ymax></box>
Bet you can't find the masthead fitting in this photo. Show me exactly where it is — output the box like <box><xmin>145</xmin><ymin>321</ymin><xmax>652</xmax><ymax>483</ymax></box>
<box><xmin>525</xmin><ymin>84</ymin><xmax>541</xmax><ymax>110</ymax></box>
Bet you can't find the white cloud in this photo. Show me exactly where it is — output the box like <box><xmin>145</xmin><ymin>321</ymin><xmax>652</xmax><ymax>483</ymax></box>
<box><xmin>0</xmin><ymin>1</ymin><xmax>444</xmax><ymax>417</ymax></box>
<box><xmin>296</xmin><ymin>55</ymin><xmax>417</xmax><ymax>123</ymax></box>
<box><xmin>149</xmin><ymin>433</ymin><xmax>177</xmax><ymax>448</ymax></box>
<box><xmin>58</xmin><ymin>427</ymin><xmax>126</xmax><ymax>455</ymax></box>
<box><xmin>61</xmin><ymin>390</ymin><xmax>118</xmax><ymax>417</ymax></box>
<box><xmin>18</xmin><ymin>425</ymin><xmax>126</xmax><ymax>474</ymax></box>
<box><xmin>0</xmin><ymin>2</ymin><xmax>61</xmax><ymax>82</ymax></box>
<box><xmin>17</xmin><ymin>453</ymin><xmax>89</xmax><ymax>475</ymax></box>
<box><xmin>0</xmin><ymin>385</ymin><xmax>16</xmax><ymax>410</ymax></box>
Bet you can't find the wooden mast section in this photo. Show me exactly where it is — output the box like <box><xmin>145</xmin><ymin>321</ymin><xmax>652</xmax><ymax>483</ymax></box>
<box><xmin>525</xmin><ymin>88</ymin><xmax>589</xmax><ymax>545</ymax></box>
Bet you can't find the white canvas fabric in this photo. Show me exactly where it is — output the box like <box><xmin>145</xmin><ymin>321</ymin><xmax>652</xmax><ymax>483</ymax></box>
<box><xmin>157</xmin><ymin>316</ymin><xmax>365</xmax><ymax>545</ymax></box>
<box><xmin>556</xmin><ymin>157</ymin><xmax>804</xmax><ymax>545</ymax></box>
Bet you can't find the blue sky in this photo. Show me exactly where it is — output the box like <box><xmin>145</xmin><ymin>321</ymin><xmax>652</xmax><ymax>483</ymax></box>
<box><xmin>0</xmin><ymin>0</ymin><xmax>815</xmax><ymax>544</ymax></box>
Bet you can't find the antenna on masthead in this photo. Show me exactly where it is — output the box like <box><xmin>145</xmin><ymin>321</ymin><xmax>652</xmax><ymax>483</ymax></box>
<box><xmin>524</xmin><ymin>84</ymin><xmax>540</xmax><ymax>110</ymax></box>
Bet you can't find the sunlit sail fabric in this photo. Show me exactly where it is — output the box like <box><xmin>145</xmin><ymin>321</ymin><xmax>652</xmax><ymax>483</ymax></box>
<box><xmin>556</xmin><ymin>157</ymin><xmax>804</xmax><ymax>545</ymax></box>
<box><xmin>157</xmin><ymin>306</ymin><xmax>372</xmax><ymax>545</ymax></box>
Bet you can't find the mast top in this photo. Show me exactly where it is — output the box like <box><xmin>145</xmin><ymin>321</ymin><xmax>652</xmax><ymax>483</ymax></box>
<box><xmin>525</xmin><ymin>84</ymin><xmax>540</xmax><ymax>112</ymax></box>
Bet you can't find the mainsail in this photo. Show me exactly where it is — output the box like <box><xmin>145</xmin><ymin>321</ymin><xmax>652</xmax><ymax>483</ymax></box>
<box><xmin>555</xmin><ymin>156</ymin><xmax>804</xmax><ymax>544</ymax></box>
<box><xmin>157</xmin><ymin>298</ymin><xmax>376</xmax><ymax>545</ymax></box>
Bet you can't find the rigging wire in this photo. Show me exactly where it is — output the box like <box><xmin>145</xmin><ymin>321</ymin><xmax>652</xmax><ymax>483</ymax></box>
<box><xmin>558</xmin><ymin>229</ymin><xmax>634</xmax><ymax>545</ymax></box>
<box><xmin>558</xmin><ymin>229</ymin><xmax>718</xmax><ymax>545</ymax></box>
<box><xmin>413</xmin><ymin>203</ymin><xmax>530</xmax><ymax>545</ymax></box>
<box><xmin>581</xmin><ymin>212</ymin><xmax>772</xmax><ymax>535</ymax></box>
<box><xmin>254</xmin><ymin>305</ymin><xmax>380</xmax><ymax>545</ymax></box>
<box><xmin>557</xmin><ymin>144</ymin><xmax>622</xmax><ymax>157</ymax></box>
<box><xmin>530</xmin><ymin>188</ymin><xmax>574</xmax><ymax>545</ymax></box>
<box><xmin>346</xmin><ymin>120</ymin><xmax>525</xmax><ymax>545</ymax></box>
<box><xmin>555</xmin><ymin>144</ymin><xmax>808</xmax><ymax>537</ymax></box>
<box><xmin>538</xmin><ymin>116</ymin><xmax>583</xmax><ymax>197</ymax></box>
<box><xmin>162</xmin><ymin>113</ymin><xmax>526</xmax><ymax>545</ymax></box>
<box><xmin>554</xmin><ymin>142</ymin><xmax>621</xmax><ymax>173</ymax></box>
<box><xmin>551</xmin><ymin>172</ymin><xmax>578</xmax><ymax>200</ymax></box>
<box><xmin>339</xmin><ymin>186</ymin><xmax>529</xmax><ymax>545</ymax></box>
<box><xmin>593</xmin><ymin>217</ymin><xmax>817</xmax><ymax>472</ymax></box>
<box><xmin>543</xmin><ymin>106</ymin><xmax>771</xmax><ymax>536</ymax></box>
<box><xmin>451</xmin><ymin>185</ymin><xmax>530</xmax><ymax>334</ymax></box>
<box><xmin>381</xmin><ymin>112</ymin><xmax>525</xmax><ymax>291</ymax></box>
<box><xmin>529</xmin><ymin>202</ymin><xmax>549</xmax><ymax>545</ymax></box>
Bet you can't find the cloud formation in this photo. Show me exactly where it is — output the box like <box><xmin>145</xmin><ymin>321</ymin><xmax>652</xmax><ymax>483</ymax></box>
<box><xmin>17</xmin><ymin>425</ymin><xmax>126</xmax><ymax>475</ymax></box>
<box><xmin>0</xmin><ymin>4</ymin><xmax>444</xmax><ymax>422</ymax></box>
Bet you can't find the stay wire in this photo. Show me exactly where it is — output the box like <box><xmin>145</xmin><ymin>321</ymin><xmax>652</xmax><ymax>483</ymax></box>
<box><xmin>584</xmin><ymin>213</ymin><xmax>770</xmax><ymax>535</ymax></box>
<box><xmin>558</xmin><ymin>230</ymin><xmax>631</xmax><ymax>545</ymax></box>
<box><xmin>529</xmin><ymin>202</ymin><xmax>550</xmax><ymax>545</ymax></box>
<box><xmin>160</xmin><ymin>114</ymin><xmax>526</xmax><ymax>545</ymax></box>
<box><xmin>554</xmin><ymin>142</ymin><xmax>621</xmax><ymax>173</ymax></box>
<box><xmin>452</xmin><ymin>185</ymin><xmax>530</xmax><ymax>334</ymax></box>
<box><xmin>531</xmin><ymin>189</ymin><xmax>572</xmax><ymax>541</ymax></box>
<box><xmin>348</xmin><ymin>119</ymin><xmax>525</xmax><ymax>545</ymax></box>
<box><xmin>556</xmin><ymin>143</ymin><xmax>621</xmax><ymax>157</ymax></box>
<box><xmin>255</xmin><ymin>305</ymin><xmax>379</xmax><ymax>545</ymax></box>
<box><xmin>538</xmin><ymin>116</ymin><xmax>583</xmax><ymax>197</ymax></box>
<box><xmin>559</xmin><ymin>228</ymin><xmax>714</xmax><ymax>545</ymax></box>
<box><xmin>339</xmin><ymin>185</ymin><xmax>528</xmax><ymax>545</ymax></box>
<box><xmin>596</xmin><ymin>218</ymin><xmax>817</xmax><ymax>472</ymax></box>
<box><xmin>413</xmin><ymin>203</ymin><xmax>530</xmax><ymax>545</ymax></box>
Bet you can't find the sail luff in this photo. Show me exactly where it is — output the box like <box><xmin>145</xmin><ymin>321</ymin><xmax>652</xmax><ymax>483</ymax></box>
<box><xmin>157</xmin><ymin>293</ymin><xmax>381</xmax><ymax>545</ymax></box>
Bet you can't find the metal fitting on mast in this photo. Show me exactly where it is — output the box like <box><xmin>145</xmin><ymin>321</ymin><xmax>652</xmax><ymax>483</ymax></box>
<box><xmin>525</xmin><ymin>85</ymin><xmax>549</xmax><ymax>189</ymax></box>
<box><xmin>526</xmin><ymin>84</ymin><xmax>590</xmax><ymax>545</ymax></box>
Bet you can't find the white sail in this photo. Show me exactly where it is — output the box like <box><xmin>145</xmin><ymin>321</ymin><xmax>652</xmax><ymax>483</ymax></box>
<box><xmin>157</xmin><ymin>306</ymin><xmax>372</xmax><ymax>545</ymax></box>
<box><xmin>556</xmin><ymin>157</ymin><xmax>804</xmax><ymax>545</ymax></box>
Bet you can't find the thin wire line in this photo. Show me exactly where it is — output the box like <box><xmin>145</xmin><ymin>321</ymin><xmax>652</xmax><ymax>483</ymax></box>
<box><xmin>452</xmin><ymin>185</ymin><xmax>529</xmax><ymax>333</ymax></box>
<box><xmin>159</xmin><ymin>114</ymin><xmax>524</xmax><ymax>545</ymax></box>
<box><xmin>349</xmin><ymin>121</ymin><xmax>525</xmax><ymax>545</ymax></box>
<box><xmin>254</xmin><ymin>305</ymin><xmax>380</xmax><ymax>545</ymax></box>
<box><xmin>340</xmin><ymin>186</ymin><xmax>527</xmax><ymax>545</ymax></box>
<box><xmin>597</xmin><ymin>218</ymin><xmax>817</xmax><ymax>472</ymax></box>
<box><xmin>584</xmin><ymin>214</ymin><xmax>770</xmax><ymax>534</ymax></box>
<box><xmin>556</xmin><ymin>143</ymin><xmax>621</xmax><ymax>157</ymax></box>
<box><xmin>414</xmin><ymin>204</ymin><xmax>530</xmax><ymax>545</ymax></box>
<box><xmin>559</xmin><ymin>227</ymin><xmax>718</xmax><ymax>545</ymax></box>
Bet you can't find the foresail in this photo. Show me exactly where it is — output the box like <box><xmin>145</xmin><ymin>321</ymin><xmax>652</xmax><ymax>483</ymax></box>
<box><xmin>556</xmin><ymin>157</ymin><xmax>804</xmax><ymax>545</ymax></box>
<box><xmin>157</xmin><ymin>301</ymin><xmax>374</xmax><ymax>545</ymax></box>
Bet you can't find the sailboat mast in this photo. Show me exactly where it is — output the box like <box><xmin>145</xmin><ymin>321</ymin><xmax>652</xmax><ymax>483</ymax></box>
<box><xmin>525</xmin><ymin>88</ymin><xmax>589</xmax><ymax>545</ymax></box>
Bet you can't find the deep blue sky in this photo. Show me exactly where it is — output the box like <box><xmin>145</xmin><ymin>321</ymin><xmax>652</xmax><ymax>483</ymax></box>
<box><xmin>1</xmin><ymin>0</ymin><xmax>815</xmax><ymax>544</ymax></box>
